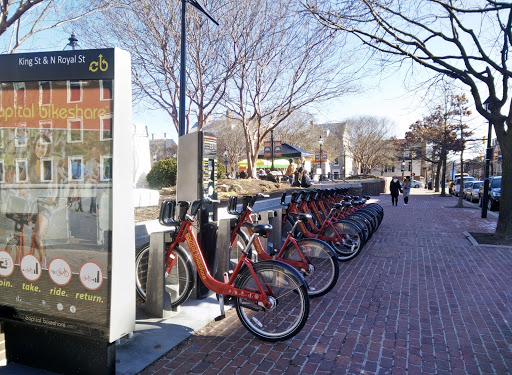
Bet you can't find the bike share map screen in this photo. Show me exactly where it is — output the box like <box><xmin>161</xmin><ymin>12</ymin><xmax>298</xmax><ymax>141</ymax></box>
<box><xmin>0</xmin><ymin>73</ymin><xmax>114</xmax><ymax>337</ymax></box>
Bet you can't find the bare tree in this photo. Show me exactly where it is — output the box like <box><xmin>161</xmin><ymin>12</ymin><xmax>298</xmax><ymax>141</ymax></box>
<box><xmin>406</xmin><ymin>93</ymin><xmax>472</xmax><ymax>196</ymax></box>
<box><xmin>223</xmin><ymin>0</ymin><xmax>358</xmax><ymax>178</ymax></box>
<box><xmin>304</xmin><ymin>0</ymin><xmax>512</xmax><ymax>238</ymax></box>
<box><xmin>75</xmin><ymin>0</ymin><xmax>236</xmax><ymax>134</ymax></box>
<box><xmin>345</xmin><ymin>116</ymin><xmax>396</xmax><ymax>175</ymax></box>
<box><xmin>205</xmin><ymin>115</ymin><xmax>246</xmax><ymax>177</ymax></box>
<box><xmin>0</xmin><ymin>0</ymin><xmax>121</xmax><ymax>53</ymax></box>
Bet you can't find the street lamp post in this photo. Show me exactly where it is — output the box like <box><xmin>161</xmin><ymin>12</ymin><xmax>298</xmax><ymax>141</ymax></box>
<box><xmin>178</xmin><ymin>0</ymin><xmax>218</xmax><ymax>137</ymax></box>
<box><xmin>481</xmin><ymin>98</ymin><xmax>492</xmax><ymax>218</ymax></box>
<box><xmin>223</xmin><ymin>148</ymin><xmax>228</xmax><ymax>178</ymax></box>
<box><xmin>318</xmin><ymin>136</ymin><xmax>324</xmax><ymax>181</ymax></box>
<box><xmin>270</xmin><ymin>130</ymin><xmax>275</xmax><ymax>171</ymax></box>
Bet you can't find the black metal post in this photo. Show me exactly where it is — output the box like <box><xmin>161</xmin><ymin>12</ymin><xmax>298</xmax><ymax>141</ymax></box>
<box><xmin>481</xmin><ymin>119</ymin><xmax>492</xmax><ymax>218</ymax></box>
<box><xmin>179</xmin><ymin>0</ymin><xmax>187</xmax><ymax>137</ymax></box>
<box><xmin>319</xmin><ymin>143</ymin><xmax>322</xmax><ymax>180</ymax></box>
<box><xmin>270</xmin><ymin>130</ymin><xmax>275</xmax><ymax>171</ymax></box>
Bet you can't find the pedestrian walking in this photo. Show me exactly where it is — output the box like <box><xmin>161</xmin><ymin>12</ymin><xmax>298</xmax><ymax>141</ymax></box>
<box><xmin>402</xmin><ymin>176</ymin><xmax>412</xmax><ymax>205</ymax></box>
<box><xmin>390</xmin><ymin>176</ymin><xmax>402</xmax><ymax>206</ymax></box>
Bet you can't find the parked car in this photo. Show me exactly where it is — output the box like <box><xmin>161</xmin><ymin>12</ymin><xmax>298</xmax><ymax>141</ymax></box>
<box><xmin>478</xmin><ymin>176</ymin><xmax>502</xmax><ymax>211</ymax></box>
<box><xmin>410</xmin><ymin>180</ymin><xmax>423</xmax><ymax>188</ymax></box>
<box><xmin>465</xmin><ymin>181</ymin><xmax>483</xmax><ymax>202</ymax></box>
<box><xmin>461</xmin><ymin>181</ymin><xmax>474</xmax><ymax>199</ymax></box>
<box><xmin>453</xmin><ymin>176</ymin><xmax>475</xmax><ymax>196</ymax></box>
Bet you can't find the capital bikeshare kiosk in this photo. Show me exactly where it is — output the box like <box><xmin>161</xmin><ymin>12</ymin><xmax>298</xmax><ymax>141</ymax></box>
<box><xmin>0</xmin><ymin>48</ymin><xmax>135</xmax><ymax>374</ymax></box>
<box><xmin>176</xmin><ymin>131</ymin><xmax>218</xmax><ymax>299</ymax></box>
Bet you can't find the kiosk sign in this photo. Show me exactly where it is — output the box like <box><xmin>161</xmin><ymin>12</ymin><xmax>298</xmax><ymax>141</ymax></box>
<box><xmin>0</xmin><ymin>49</ymin><xmax>134</xmax><ymax>341</ymax></box>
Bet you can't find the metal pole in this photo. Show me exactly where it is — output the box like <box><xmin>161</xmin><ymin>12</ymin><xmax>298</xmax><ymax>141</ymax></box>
<box><xmin>179</xmin><ymin>0</ymin><xmax>187</xmax><ymax>137</ymax></box>
<box><xmin>481</xmin><ymin>120</ymin><xmax>492</xmax><ymax>218</ymax></box>
<box><xmin>319</xmin><ymin>143</ymin><xmax>322</xmax><ymax>180</ymax></box>
<box><xmin>271</xmin><ymin>130</ymin><xmax>275</xmax><ymax>171</ymax></box>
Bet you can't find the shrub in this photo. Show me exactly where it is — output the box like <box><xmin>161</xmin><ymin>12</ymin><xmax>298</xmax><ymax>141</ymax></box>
<box><xmin>217</xmin><ymin>159</ymin><xmax>226</xmax><ymax>179</ymax></box>
<box><xmin>146</xmin><ymin>158</ymin><xmax>177</xmax><ymax>189</ymax></box>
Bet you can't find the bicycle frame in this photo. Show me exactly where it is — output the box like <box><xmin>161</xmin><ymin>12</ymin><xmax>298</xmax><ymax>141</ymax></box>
<box><xmin>230</xmin><ymin>207</ymin><xmax>311</xmax><ymax>272</ymax></box>
<box><xmin>285</xmin><ymin>196</ymin><xmax>345</xmax><ymax>244</ymax></box>
<box><xmin>165</xmin><ymin>216</ymin><xmax>273</xmax><ymax>308</ymax></box>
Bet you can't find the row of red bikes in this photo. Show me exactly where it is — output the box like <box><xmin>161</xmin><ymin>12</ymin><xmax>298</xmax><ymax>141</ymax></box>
<box><xmin>135</xmin><ymin>188</ymin><xmax>383</xmax><ymax>341</ymax></box>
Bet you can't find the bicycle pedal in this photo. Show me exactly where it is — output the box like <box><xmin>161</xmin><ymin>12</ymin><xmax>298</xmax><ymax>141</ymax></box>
<box><xmin>214</xmin><ymin>314</ymin><xmax>226</xmax><ymax>321</ymax></box>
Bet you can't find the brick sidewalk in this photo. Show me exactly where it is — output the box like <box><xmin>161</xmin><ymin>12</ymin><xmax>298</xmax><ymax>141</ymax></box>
<box><xmin>138</xmin><ymin>190</ymin><xmax>512</xmax><ymax>375</ymax></box>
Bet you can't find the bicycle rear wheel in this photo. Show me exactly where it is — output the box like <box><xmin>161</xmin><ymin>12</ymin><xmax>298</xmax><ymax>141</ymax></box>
<box><xmin>235</xmin><ymin>261</ymin><xmax>309</xmax><ymax>341</ymax></box>
<box><xmin>135</xmin><ymin>245</ymin><xmax>195</xmax><ymax>308</ymax></box>
<box><xmin>281</xmin><ymin>238</ymin><xmax>339</xmax><ymax>298</ymax></box>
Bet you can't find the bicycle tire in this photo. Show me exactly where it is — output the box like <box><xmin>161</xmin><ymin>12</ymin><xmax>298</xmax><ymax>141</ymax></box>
<box><xmin>281</xmin><ymin>238</ymin><xmax>339</xmax><ymax>298</ymax></box>
<box><xmin>234</xmin><ymin>260</ymin><xmax>309</xmax><ymax>341</ymax></box>
<box><xmin>135</xmin><ymin>245</ymin><xmax>195</xmax><ymax>308</ymax></box>
<box><xmin>324</xmin><ymin>220</ymin><xmax>363</xmax><ymax>261</ymax></box>
<box><xmin>342</xmin><ymin>217</ymin><xmax>370</xmax><ymax>243</ymax></box>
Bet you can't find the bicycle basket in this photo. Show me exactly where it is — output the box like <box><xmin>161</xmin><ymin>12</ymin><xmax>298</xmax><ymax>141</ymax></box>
<box><xmin>227</xmin><ymin>195</ymin><xmax>238</xmax><ymax>215</ymax></box>
<box><xmin>159</xmin><ymin>199</ymin><xmax>177</xmax><ymax>226</ymax></box>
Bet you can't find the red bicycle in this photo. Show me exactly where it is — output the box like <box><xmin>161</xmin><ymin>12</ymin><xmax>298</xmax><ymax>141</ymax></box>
<box><xmin>227</xmin><ymin>194</ymin><xmax>339</xmax><ymax>298</ymax></box>
<box><xmin>136</xmin><ymin>198</ymin><xmax>310</xmax><ymax>341</ymax></box>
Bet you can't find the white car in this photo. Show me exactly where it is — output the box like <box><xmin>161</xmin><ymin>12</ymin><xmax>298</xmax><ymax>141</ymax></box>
<box><xmin>409</xmin><ymin>180</ymin><xmax>423</xmax><ymax>188</ymax></box>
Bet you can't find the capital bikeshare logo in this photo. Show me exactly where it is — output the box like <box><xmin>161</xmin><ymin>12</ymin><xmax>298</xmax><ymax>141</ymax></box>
<box><xmin>89</xmin><ymin>54</ymin><xmax>109</xmax><ymax>73</ymax></box>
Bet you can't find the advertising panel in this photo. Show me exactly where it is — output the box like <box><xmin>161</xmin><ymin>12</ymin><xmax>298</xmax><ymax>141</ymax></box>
<box><xmin>0</xmin><ymin>49</ymin><xmax>134</xmax><ymax>341</ymax></box>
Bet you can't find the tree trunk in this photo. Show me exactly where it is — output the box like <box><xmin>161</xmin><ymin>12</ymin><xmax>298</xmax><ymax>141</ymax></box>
<box><xmin>495</xmin><ymin>128</ymin><xmax>512</xmax><ymax>239</ymax></box>
<box><xmin>434</xmin><ymin>161</ymin><xmax>442</xmax><ymax>192</ymax></box>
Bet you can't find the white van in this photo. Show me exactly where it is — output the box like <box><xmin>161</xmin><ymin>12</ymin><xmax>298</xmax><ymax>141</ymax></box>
<box><xmin>453</xmin><ymin>176</ymin><xmax>475</xmax><ymax>196</ymax></box>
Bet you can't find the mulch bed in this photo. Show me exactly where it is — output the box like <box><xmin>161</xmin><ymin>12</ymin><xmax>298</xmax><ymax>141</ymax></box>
<box><xmin>469</xmin><ymin>232</ymin><xmax>512</xmax><ymax>246</ymax></box>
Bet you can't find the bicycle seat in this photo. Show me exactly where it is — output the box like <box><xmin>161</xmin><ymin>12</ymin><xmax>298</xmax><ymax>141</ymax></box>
<box><xmin>241</xmin><ymin>222</ymin><xmax>272</xmax><ymax>236</ymax></box>
<box><xmin>288</xmin><ymin>212</ymin><xmax>312</xmax><ymax>222</ymax></box>
<box><xmin>363</xmin><ymin>195</ymin><xmax>371</xmax><ymax>200</ymax></box>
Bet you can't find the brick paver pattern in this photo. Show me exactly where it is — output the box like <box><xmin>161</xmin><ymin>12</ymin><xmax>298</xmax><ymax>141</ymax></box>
<box><xmin>138</xmin><ymin>190</ymin><xmax>512</xmax><ymax>375</ymax></box>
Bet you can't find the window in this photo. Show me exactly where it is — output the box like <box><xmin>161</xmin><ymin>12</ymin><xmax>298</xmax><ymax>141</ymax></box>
<box><xmin>39</xmin><ymin>81</ymin><xmax>52</xmax><ymax>106</ymax></box>
<box><xmin>100</xmin><ymin>113</ymin><xmax>113</xmax><ymax>141</ymax></box>
<box><xmin>14</xmin><ymin>82</ymin><xmax>26</xmax><ymax>107</ymax></box>
<box><xmin>67</xmin><ymin>80</ymin><xmax>82</xmax><ymax>103</ymax></box>
<box><xmin>40</xmin><ymin>157</ymin><xmax>53</xmax><ymax>182</ymax></box>
<box><xmin>384</xmin><ymin>165</ymin><xmax>395</xmax><ymax>173</ymax></box>
<box><xmin>16</xmin><ymin>159</ymin><xmax>27</xmax><ymax>183</ymax></box>
<box><xmin>100</xmin><ymin>80</ymin><xmax>112</xmax><ymax>101</ymax></box>
<box><xmin>39</xmin><ymin>120</ymin><xmax>52</xmax><ymax>143</ymax></box>
<box><xmin>15</xmin><ymin>125</ymin><xmax>27</xmax><ymax>148</ymax></box>
<box><xmin>69</xmin><ymin>156</ymin><xmax>84</xmax><ymax>181</ymax></box>
<box><xmin>100</xmin><ymin>155</ymin><xmax>112</xmax><ymax>181</ymax></box>
<box><xmin>67</xmin><ymin>118</ymin><xmax>83</xmax><ymax>143</ymax></box>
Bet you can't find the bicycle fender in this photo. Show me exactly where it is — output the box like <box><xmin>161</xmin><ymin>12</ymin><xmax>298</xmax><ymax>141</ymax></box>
<box><xmin>253</xmin><ymin>260</ymin><xmax>309</xmax><ymax>290</ymax></box>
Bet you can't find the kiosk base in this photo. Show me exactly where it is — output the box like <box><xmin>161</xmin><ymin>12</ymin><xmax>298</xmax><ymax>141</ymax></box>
<box><xmin>3</xmin><ymin>321</ymin><xmax>115</xmax><ymax>375</ymax></box>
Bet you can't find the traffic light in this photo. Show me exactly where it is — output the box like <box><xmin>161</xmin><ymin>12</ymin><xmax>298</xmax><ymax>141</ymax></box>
<box><xmin>412</xmin><ymin>173</ymin><xmax>415</xmax><ymax>176</ymax></box>
<box><xmin>494</xmin><ymin>153</ymin><xmax>498</xmax><ymax>160</ymax></box>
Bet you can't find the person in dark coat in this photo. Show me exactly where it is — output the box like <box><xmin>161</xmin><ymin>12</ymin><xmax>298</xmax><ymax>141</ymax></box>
<box><xmin>390</xmin><ymin>176</ymin><xmax>402</xmax><ymax>206</ymax></box>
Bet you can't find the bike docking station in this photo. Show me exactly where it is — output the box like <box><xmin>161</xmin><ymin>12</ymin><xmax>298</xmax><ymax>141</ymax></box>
<box><xmin>0</xmin><ymin>48</ymin><xmax>135</xmax><ymax>375</ymax></box>
<box><xmin>145</xmin><ymin>131</ymin><xmax>219</xmax><ymax>317</ymax></box>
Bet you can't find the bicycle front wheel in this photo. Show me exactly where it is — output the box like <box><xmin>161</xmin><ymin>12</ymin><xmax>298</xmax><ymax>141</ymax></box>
<box><xmin>281</xmin><ymin>238</ymin><xmax>339</xmax><ymax>298</ymax></box>
<box><xmin>235</xmin><ymin>261</ymin><xmax>309</xmax><ymax>341</ymax></box>
<box><xmin>324</xmin><ymin>221</ymin><xmax>363</xmax><ymax>261</ymax></box>
<box><xmin>135</xmin><ymin>245</ymin><xmax>195</xmax><ymax>308</ymax></box>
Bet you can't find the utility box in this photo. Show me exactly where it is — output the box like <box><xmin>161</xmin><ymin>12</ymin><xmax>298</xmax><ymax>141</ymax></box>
<box><xmin>176</xmin><ymin>131</ymin><xmax>218</xmax><ymax>299</ymax></box>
